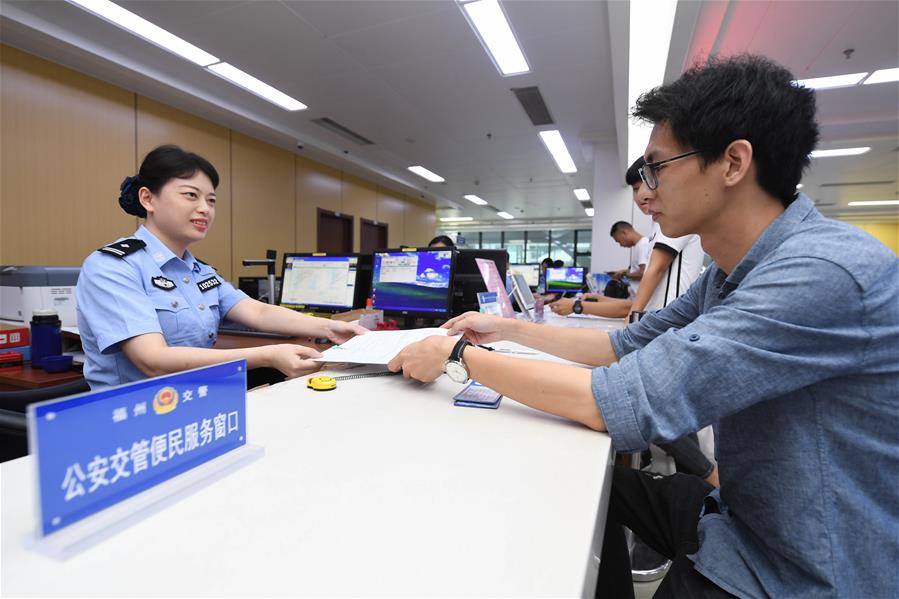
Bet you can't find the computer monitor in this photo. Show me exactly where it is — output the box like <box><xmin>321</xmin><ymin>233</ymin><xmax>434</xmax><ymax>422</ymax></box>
<box><xmin>278</xmin><ymin>253</ymin><xmax>369</xmax><ymax>313</ymax></box>
<box><xmin>546</xmin><ymin>267</ymin><xmax>585</xmax><ymax>293</ymax></box>
<box><xmin>371</xmin><ymin>248</ymin><xmax>455</xmax><ymax>318</ymax></box>
<box><xmin>509</xmin><ymin>263</ymin><xmax>540</xmax><ymax>288</ymax></box>
<box><xmin>238</xmin><ymin>276</ymin><xmax>281</xmax><ymax>303</ymax></box>
<box><xmin>451</xmin><ymin>249</ymin><xmax>509</xmax><ymax>316</ymax></box>
<box><xmin>510</xmin><ymin>273</ymin><xmax>536</xmax><ymax>320</ymax></box>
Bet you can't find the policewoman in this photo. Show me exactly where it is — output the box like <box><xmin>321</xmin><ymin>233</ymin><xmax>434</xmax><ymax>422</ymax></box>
<box><xmin>76</xmin><ymin>144</ymin><xmax>365</xmax><ymax>389</ymax></box>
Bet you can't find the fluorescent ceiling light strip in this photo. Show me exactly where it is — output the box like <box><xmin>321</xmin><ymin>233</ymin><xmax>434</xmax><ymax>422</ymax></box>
<box><xmin>464</xmin><ymin>194</ymin><xmax>489</xmax><ymax>205</ymax></box>
<box><xmin>462</xmin><ymin>0</ymin><xmax>530</xmax><ymax>76</ymax></box>
<box><xmin>847</xmin><ymin>200</ymin><xmax>899</xmax><ymax>206</ymax></box>
<box><xmin>407</xmin><ymin>166</ymin><xmax>445</xmax><ymax>183</ymax></box>
<box><xmin>496</xmin><ymin>211</ymin><xmax>514</xmax><ymax>220</ymax></box>
<box><xmin>67</xmin><ymin>0</ymin><xmax>219</xmax><ymax>66</ymax></box>
<box><xmin>795</xmin><ymin>72</ymin><xmax>867</xmax><ymax>90</ymax></box>
<box><xmin>207</xmin><ymin>63</ymin><xmax>307</xmax><ymax>111</ymax></box>
<box><xmin>810</xmin><ymin>147</ymin><xmax>871</xmax><ymax>158</ymax></box>
<box><xmin>864</xmin><ymin>67</ymin><xmax>899</xmax><ymax>85</ymax></box>
<box><xmin>627</xmin><ymin>0</ymin><xmax>678</xmax><ymax>162</ymax></box>
<box><xmin>573</xmin><ymin>188</ymin><xmax>590</xmax><ymax>201</ymax></box>
<box><xmin>538</xmin><ymin>130</ymin><xmax>577</xmax><ymax>174</ymax></box>
<box><xmin>440</xmin><ymin>216</ymin><xmax>474</xmax><ymax>222</ymax></box>
<box><xmin>584</xmin><ymin>207</ymin><xmax>595</xmax><ymax>217</ymax></box>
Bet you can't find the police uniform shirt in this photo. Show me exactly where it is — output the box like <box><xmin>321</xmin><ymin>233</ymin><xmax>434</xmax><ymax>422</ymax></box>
<box><xmin>76</xmin><ymin>225</ymin><xmax>248</xmax><ymax>389</ymax></box>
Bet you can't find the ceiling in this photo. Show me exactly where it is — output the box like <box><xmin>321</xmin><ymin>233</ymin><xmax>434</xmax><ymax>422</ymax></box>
<box><xmin>1</xmin><ymin>0</ymin><xmax>897</xmax><ymax>226</ymax></box>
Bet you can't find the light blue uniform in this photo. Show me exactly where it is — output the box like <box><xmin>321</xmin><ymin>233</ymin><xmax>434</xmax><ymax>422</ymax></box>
<box><xmin>76</xmin><ymin>225</ymin><xmax>248</xmax><ymax>389</ymax></box>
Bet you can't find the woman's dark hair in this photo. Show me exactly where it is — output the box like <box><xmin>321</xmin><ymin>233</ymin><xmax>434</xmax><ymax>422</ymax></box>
<box><xmin>119</xmin><ymin>145</ymin><xmax>220</xmax><ymax>217</ymax></box>
<box><xmin>553</xmin><ymin>259</ymin><xmax>564</xmax><ymax>268</ymax></box>
<box><xmin>632</xmin><ymin>54</ymin><xmax>819</xmax><ymax>207</ymax></box>
<box><xmin>625</xmin><ymin>156</ymin><xmax>645</xmax><ymax>186</ymax></box>
<box><xmin>427</xmin><ymin>235</ymin><xmax>456</xmax><ymax>248</ymax></box>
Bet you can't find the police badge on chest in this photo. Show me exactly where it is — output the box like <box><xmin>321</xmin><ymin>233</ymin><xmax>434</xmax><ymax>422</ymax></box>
<box><xmin>151</xmin><ymin>276</ymin><xmax>176</xmax><ymax>291</ymax></box>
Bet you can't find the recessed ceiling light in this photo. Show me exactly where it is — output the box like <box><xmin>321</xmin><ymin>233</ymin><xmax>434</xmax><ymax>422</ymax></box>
<box><xmin>460</xmin><ymin>0</ymin><xmax>530</xmax><ymax>76</ymax></box>
<box><xmin>207</xmin><ymin>63</ymin><xmax>307</xmax><ymax>111</ymax></box>
<box><xmin>796</xmin><ymin>184</ymin><xmax>804</xmax><ymax>189</ymax></box>
<box><xmin>573</xmin><ymin>188</ymin><xmax>591</xmax><ymax>201</ymax></box>
<box><xmin>538</xmin><ymin>130</ymin><xmax>577</xmax><ymax>174</ymax></box>
<box><xmin>496</xmin><ymin>211</ymin><xmax>514</xmax><ymax>220</ymax></box>
<box><xmin>440</xmin><ymin>216</ymin><xmax>474</xmax><ymax>222</ymax></box>
<box><xmin>67</xmin><ymin>0</ymin><xmax>219</xmax><ymax>66</ymax></box>
<box><xmin>464</xmin><ymin>194</ymin><xmax>488</xmax><ymax>205</ymax></box>
<box><xmin>627</xmin><ymin>0</ymin><xmax>678</xmax><ymax>162</ymax></box>
<box><xmin>810</xmin><ymin>147</ymin><xmax>871</xmax><ymax>158</ymax></box>
<box><xmin>584</xmin><ymin>207</ymin><xmax>595</xmax><ymax>217</ymax></box>
<box><xmin>795</xmin><ymin>72</ymin><xmax>867</xmax><ymax>90</ymax></box>
<box><xmin>863</xmin><ymin>67</ymin><xmax>899</xmax><ymax>85</ymax></box>
<box><xmin>407</xmin><ymin>166</ymin><xmax>446</xmax><ymax>183</ymax></box>
<box><xmin>847</xmin><ymin>200</ymin><xmax>899</xmax><ymax>206</ymax></box>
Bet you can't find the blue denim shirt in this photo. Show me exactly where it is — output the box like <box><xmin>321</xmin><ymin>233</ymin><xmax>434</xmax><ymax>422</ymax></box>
<box><xmin>76</xmin><ymin>226</ymin><xmax>248</xmax><ymax>389</ymax></box>
<box><xmin>592</xmin><ymin>195</ymin><xmax>899</xmax><ymax>598</ymax></box>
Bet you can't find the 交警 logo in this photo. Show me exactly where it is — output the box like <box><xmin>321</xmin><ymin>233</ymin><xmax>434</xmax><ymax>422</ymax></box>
<box><xmin>152</xmin><ymin>386</ymin><xmax>179</xmax><ymax>415</ymax></box>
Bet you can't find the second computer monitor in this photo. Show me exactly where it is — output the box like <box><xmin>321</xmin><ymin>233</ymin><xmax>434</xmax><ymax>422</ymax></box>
<box><xmin>371</xmin><ymin>248</ymin><xmax>455</xmax><ymax>318</ymax></box>
<box><xmin>509</xmin><ymin>263</ymin><xmax>540</xmax><ymax>288</ymax></box>
<box><xmin>279</xmin><ymin>253</ymin><xmax>367</xmax><ymax>313</ymax></box>
<box><xmin>546</xmin><ymin>267</ymin><xmax>585</xmax><ymax>293</ymax></box>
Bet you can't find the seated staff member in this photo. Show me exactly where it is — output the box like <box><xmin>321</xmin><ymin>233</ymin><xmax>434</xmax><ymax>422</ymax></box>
<box><xmin>427</xmin><ymin>235</ymin><xmax>456</xmax><ymax>249</ymax></box>
<box><xmin>76</xmin><ymin>144</ymin><xmax>365</xmax><ymax>390</ymax></box>
<box><xmin>388</xmin><ymin>55</ymin><xmax>899</xmax><ymax>597</ymax></box>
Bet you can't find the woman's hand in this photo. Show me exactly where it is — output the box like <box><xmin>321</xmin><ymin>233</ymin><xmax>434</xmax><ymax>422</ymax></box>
<box><xmin>441</xmin><ymin>311</ymin><xmax>508</xmax><ymax>345</ymax></box>
<box><xmin>263</xmin><ymin>344</ymin><xmax>323</xmax><ymax>378</ymax></box>
<box><xmin>323</xmin><ymin>320</ymin><xmax>368</xmax><ymax>344</ymax></box>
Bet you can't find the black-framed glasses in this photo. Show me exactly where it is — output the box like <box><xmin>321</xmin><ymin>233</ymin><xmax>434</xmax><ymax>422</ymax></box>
<box><xmin>638</xmin><ymin>150</ymin><xmax>702</xmax><ymax>190</ymax></box>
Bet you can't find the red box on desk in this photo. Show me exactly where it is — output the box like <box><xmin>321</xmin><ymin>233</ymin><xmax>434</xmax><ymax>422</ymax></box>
<box><xmin>0</xmin><ymin>323</ymin><xmax>30</xmax><ymax>349</ymax></box>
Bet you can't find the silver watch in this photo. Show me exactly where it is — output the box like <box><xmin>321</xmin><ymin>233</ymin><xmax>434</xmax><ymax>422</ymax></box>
<box><xmin>444</xmin><ymin>338</ymin><xmax>472</xmax><ymax>383</ymax></box>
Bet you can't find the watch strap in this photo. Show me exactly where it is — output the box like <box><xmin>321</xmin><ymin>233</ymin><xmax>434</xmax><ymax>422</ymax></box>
<box><xmin>449</xmin><ymin>337</ymin><xmax>471</xmax><ymax>362</ymax></box>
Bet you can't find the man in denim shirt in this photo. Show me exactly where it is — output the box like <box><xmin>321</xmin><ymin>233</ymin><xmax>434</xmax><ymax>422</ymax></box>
<box><xmin>390</xmin><ymin>55</ymin><xmax>898</xmax><ymax>597</ymax></box>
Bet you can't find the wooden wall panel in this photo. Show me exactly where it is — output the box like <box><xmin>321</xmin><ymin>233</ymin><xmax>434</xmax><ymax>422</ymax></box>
<box><xmin>341</xmin><ymin>173</ymin><xmax>376</xmax><ymax>252</ymax></box>
<box><xmin>0</xmin><ymin>45</ymin><xmax>136</xmax><ymax>266</ymax></box>
<box><xmin>231</xmin><ymin>132</ymin><xmax>295</xmax><ymax>278</ymax></box>
<box><xmin>295</xmin><ymin>156</ymin><xmax>341</xmax><ymax>253</ymax></box>
<box><xmin>376</xmin><ymin>187</ymin><xmax>406</xmax><ymax>248</ymax></box>
<box><xmin>136</xmin><ymin>96</ymin><xmax>233</xmax><ymax>279</ymax></box>
<box><xmin>404</xmin><ymin>201</ymin><xmax>437</xmax><ymax>247</ymax></box>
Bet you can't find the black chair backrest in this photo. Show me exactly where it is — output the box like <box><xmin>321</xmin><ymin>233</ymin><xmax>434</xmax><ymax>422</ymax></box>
<box><xmin>0</xmin><ymin>378</ymin><xmax>90</xmax><ymax>413</ymax></box>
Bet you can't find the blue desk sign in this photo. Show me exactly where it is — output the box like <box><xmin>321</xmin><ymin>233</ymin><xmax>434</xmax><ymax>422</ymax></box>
<box><xmin>26</xmin><ymin>360</ymin><xmax>263</xmax><ymax>559</ymax></box>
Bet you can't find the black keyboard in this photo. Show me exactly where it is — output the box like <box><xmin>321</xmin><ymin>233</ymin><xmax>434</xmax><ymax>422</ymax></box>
<box><xmin>217</xmin><ymin>322</ymin><xmax>293</xmax><ymax>340</ymax></box>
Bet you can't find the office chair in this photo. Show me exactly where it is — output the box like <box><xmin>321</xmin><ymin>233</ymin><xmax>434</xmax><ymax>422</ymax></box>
<box><xmin>0</xmin><ymin>378</ymin><xmax>90</xmax><ymax>463</ymax></box>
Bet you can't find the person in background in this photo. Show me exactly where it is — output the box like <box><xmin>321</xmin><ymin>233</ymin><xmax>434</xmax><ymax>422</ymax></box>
<box><xmin>608</xmin><ymin>221</ymin><xmax>650</xmax><ymax>296</ymax></box>
<box><xmin>389</xmin><ymin>55</ymin><xmax>898</xmax><ymax>597</ymax></box>
<box><xmin>427</xmin><ymin>235</ymin><xmax>456</xmax><ymax>249</ymax></box>
<box><xmin>76</xmin><ymin>144</ymin><xmax>366</xmax><ymax>390</ymax></box>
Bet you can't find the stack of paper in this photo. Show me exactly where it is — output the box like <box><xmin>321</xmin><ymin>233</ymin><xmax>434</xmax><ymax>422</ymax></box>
<box><xmin>313</xmin><ymin>328</ymin><xmax>451</xmax><ymax>365</ymax></box>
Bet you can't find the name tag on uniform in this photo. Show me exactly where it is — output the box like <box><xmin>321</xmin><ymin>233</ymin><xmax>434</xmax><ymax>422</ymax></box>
<box><xmin>151</xmin><ymin>276</ymin><xmax>175</xmax><ymax>291</ymax></box>
<box><xmin>197</xmin><ymin>277</ymin><xmax>221</xmax><ymax>292</ymax></box>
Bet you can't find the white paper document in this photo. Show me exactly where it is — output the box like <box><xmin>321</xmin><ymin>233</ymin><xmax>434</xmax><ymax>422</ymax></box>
<box><xmin>313</xmin><ymin>328</ymin><xmax>451</xmax><ymax>364</ymax></box>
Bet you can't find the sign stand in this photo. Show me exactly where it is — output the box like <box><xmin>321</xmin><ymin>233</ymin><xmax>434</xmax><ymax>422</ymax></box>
<box><xmin>26</xmin><ymin>444</ymin><xmax>263</xmax><ymax>560</ymax></box>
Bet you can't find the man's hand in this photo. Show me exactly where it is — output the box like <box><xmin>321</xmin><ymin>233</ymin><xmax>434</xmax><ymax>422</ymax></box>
<box><xmin>387</xmin><ymin>335</ymin><xmax>456</xmax><ymax>382</ymax></box>
<box><xmin>550</xmin><ymin>298</ymin><xmax>575</xmax><ymax>316</ymax></box>
<box><xmin>264</xmin><ymin>344</ymin><xmax>323</xmax><ymax>378</ymax></box>
<box><xmin>323</xmin><ymin>320</ymin><xmax>368</xmax><ymax>344</ymax></box>
<box><xmin>441</xmin><ymin>312</ymin><xmax>508</xmax><ymax>344</ymax></box>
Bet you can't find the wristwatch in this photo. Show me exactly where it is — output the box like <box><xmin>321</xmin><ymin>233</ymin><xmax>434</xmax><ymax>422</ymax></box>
<box><xmin>573</xmin><ymin>299</ymin><xmax>583</xmax><ymax>314</ymax></box>
<box><xmin>444</xmin><ymin>337</ymin><xmax>472</xmax><ymax>383</ymax></box>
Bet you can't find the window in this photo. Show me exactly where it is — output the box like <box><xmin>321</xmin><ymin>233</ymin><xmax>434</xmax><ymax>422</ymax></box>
<box><xmin>550</xmin><ymin>230</ymin><xmax>575</xmax><ymax>265</ymax></box>
<box><xmin>525</xmin><ymin>230</ymin><xmax>550</xmax><ymax>264</ymax></box>
<box><xmin>481</xmin><ymin>231</ymin><xmax>502</xmax><ymax>250</ymax></box>
<box><xmin>504</xmin><ymin>231</ymin><xmax>526</xmax><ymax>263</ymax></box>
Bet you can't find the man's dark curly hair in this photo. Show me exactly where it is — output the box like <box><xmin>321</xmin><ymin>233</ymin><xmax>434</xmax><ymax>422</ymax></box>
<box><xmin>632</xmin><ymin>55</ymin><xmax>819</xmax><ymax>207</ymax></box>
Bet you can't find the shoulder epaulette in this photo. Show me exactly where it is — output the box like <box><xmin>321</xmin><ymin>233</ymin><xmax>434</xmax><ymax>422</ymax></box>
<box><xmin>97</xmin><ymin>238</ymin><xmax>146</xmax><ymax>258</ymax></box>
<box><xmin>196</xmin><ymin>258</ymin><xmax>218</xmax><ymax>271</ymax></box>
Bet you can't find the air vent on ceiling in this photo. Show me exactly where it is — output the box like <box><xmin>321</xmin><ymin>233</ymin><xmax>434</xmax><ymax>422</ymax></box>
<box><xmin>311</xmin><ymin>117</ymin><xmax>374</xmax><ymax>145</ymax></box>
<box><xmin>511</xmin><ymin>86</ymin><xmax>554</xmax><ymax>126</ymax></box>
<box><xmin>819</xmin><ymin>180</ymin><xmax>895</xmax><ymax>188</ymax></box>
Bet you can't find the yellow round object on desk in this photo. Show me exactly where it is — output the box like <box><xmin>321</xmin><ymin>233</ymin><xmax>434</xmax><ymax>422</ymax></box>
<box><xmin>307</xmin><ymin>376</ymin><xmax>337</xmax><ymax>391</ymax></box>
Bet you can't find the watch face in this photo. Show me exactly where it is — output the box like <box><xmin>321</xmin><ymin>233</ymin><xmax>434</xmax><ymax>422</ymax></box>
<box><xmin>444</xmin><ymin>360</ymin><xmax>469</xmax><ymax>383</ymax></box>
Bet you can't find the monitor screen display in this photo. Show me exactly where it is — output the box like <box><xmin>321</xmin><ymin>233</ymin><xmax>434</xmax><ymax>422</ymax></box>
<box><xmin>509</xmin><ymin>264</ymin><xmax>540</xmax><ymax>288</ymax></box>
<box><xmin>372</xmin><ymin>249</ymin><xmax>454</xmax><ymax>315</ymax></box>
<box><xmin>546</xmin><ymin>267</ymin><xmax>584</xmax><ymax>292</ymax></box>
<box><xmin>280</xmin><ymin>254</ymin><xmax>359</xmax><ymax>311</ymax></box>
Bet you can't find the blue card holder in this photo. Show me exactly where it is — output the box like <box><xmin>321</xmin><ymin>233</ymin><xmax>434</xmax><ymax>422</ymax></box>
<box><xmin>453</xmin><ymin>381</ymin><xmax>502</xmax><ymax>409</ymax></box>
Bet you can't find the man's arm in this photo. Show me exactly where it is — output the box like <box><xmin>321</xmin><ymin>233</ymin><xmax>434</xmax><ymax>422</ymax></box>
<box><xmin>388</xmin><ymin>335</ymin><xmax>605</xmax><ymax>431</ymax></box>
<box><xmin>550</xmin><ymin>297</ymin><xmax>632</xmax><ymax>319</ymax></box>
<box><xmin>631</xmin><ymin>247</ymin><xmax>676</xmax><ymax>312</ymax></box>
<box><xmin>626</xmin><ymin>263</ymin><xmax>646</xmax><ymax>281</ymax></box>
